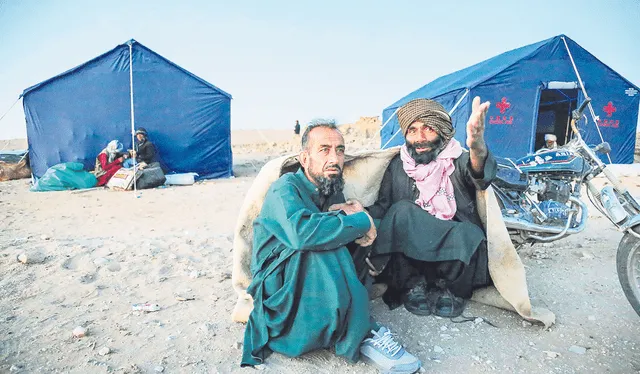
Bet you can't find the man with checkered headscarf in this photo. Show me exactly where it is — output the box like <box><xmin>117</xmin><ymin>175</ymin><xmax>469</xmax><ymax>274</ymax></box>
<box><xmin>365</xmin><ymin>97</ymin><xmax>497</xmax><ymax>318</ymax></box>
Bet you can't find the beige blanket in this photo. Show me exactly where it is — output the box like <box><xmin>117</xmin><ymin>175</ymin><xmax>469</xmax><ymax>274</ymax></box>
<box><xmin>231</xmin><ymin>147</ymin><xmax>555</xmax><ymax>328</ymax></box>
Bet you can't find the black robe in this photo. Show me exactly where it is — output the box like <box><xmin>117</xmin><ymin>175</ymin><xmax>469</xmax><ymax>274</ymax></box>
<box><xmin>367</xmin><ymin>151</ymin><xmax>497</xmax><ymax>305</ymax></box>
<box><xmin>135</xmin><ymin>140</ymin><xmax>157</xmax><ymax>164</ymax></box>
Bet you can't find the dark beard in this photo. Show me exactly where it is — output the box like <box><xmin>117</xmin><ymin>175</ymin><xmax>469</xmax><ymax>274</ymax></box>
<box><xmin>310</xmin><ymin>171</ymin><xmax>345</xmax><ymax>197</ymax></box>
<box><xmin>407</xmin><ymin>137</ymin><xmax>444</xmax><ymax>165</ymax></box>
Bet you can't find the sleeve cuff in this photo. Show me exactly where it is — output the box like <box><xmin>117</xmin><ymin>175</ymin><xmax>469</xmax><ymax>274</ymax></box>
<box><xmin>343</xmin><ymin>211</ymin><xmax>372</xmax><ymax>233</ymax></box>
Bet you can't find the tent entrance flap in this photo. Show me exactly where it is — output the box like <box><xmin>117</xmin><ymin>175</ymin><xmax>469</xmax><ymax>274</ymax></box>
<box><xmin>533</xmin><ymin>88</ymin><xmax>578</xmax><ymax>151</ymax></box>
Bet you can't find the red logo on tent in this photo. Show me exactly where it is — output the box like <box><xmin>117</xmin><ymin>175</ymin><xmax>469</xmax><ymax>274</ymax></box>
<box><xmin>496</xmin><ymin>97</ymin><xmax>511</xmax><ymax>114</ymax></box>
<box><xmin>603</xmin><ymin>101</ymin><xmax>616</xmax><ymax>117</ymax></box>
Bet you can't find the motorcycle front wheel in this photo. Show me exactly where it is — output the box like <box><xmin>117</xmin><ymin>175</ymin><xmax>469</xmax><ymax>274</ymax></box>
<box><xmin>617</xmin><ymin>231</ymin><xmax>640</xmax><ymax>317</ymax></box>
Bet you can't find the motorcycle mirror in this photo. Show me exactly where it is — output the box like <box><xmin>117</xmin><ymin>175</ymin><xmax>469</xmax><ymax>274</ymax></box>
<box><xmin>596</xmin><ymin>142</ymin><xmax>611</xmax><ymax>154</ymax></box>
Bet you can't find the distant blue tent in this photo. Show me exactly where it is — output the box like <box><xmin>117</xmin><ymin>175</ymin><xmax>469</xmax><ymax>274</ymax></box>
<box><xmin>21</xmin><ymin>39</ymin><xmax>233</xmax><ymax>179</ymax></box>
<box><xmin>382</xmin><ymin>35</ymin><xmax>639</xmax><ymax>164</ymax></box>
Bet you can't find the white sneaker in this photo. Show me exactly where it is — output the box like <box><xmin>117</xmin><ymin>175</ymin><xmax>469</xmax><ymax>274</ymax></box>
<box><xmin>360</xmin><ymin>326</ymin><xmax>422</xmax><ymax>374</ymax></box>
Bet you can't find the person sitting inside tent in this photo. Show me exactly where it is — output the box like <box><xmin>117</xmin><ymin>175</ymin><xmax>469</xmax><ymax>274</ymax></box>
<box><xmin>535</xmin><ymin>134</ymin><xmax>559</xmax><ymax>153</ymax></box>
<box><xmin>544</xmin><ymin>134</ymin><xmax>558</xmax><ymax>150</ymax></box>
<box><xmin>360</xmin><ymin>97</ymin><xmax>497</xmax><ymax>318</ymax></box>
<box><xmin>123</xmin><ymin>128</ymin><xmax>158</xmax><ymax>168</ymax></box>
<box><xmin>93</xmin><ymin>140</ymin><xmax>128</xmax><ymax>186</ymax></box>
<box><xmin>241</xmin><ymin>121</ymin><xmax>421</xmax><ymax>374</ymax></box>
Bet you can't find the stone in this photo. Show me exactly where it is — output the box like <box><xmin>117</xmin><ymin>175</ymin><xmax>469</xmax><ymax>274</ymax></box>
<box><xmin>98</xmin><ymin>346</ymin><xmax>110</xmax><ymax>356</ymax></box>
<box><xmin>107</xmin><ymin>262</ymin><xmax>121</xmax><ymax>272</ymax></box>
<box><xmin>474</xmin><ymin>317</ymin><xmax>483</xmax><ymax>324</ymax></box>
<box><xmin>522</xmin><ymin>320</ymin><xmax>533</xmax><ymax>327</ymax></box>
<box><xmin>199</xmin><ymin>323</ymin><xmax>216</xmax><ymax>335</ymax></box>
<box><xmin>543</xmin><ymin>351</ymin><xmax>560</xmax><ymax>358</ymax></box>
<box><xmin>154</xmin><ymin>366</ymin><xmax>165</xmax><ymax>373</ymax></box>
<box><xmin>189</xmin><ymin>270</ymin><xmax>199</xmax><ymax>279</ymax></box>
<box><xmin>433</xmin><ymin>345</ymin><xmax>444</xmax><ymax>354</ymax></box>
<box><xmin>72</xmin><ymin>326</ymin><xmax>87</xmax><ymax>338</ymax></box>
<box><xmin>93</xmin><ymin>257</ymin><xmax>110</xmax><ymax>267</ymax></box>
<box><xmin>17</xmin><ymin>252</ymin><xmax>46</xmax><ymax>264</ymax></box>
<box><xmin>9</xmin><ymin>365</ymin><xmax>22</xmax><ymax>372</ymax></box>
<box><xmin>568</xmin><ymin>345</ymin><xmax>587</xmax><ymax>355</ymax></box>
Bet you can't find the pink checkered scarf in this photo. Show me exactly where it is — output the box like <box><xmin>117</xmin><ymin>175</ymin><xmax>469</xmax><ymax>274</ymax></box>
<box><xmin>400</xmin><ymin>139</ymin><xmax>463</xmax><ymax>220</ymax></box>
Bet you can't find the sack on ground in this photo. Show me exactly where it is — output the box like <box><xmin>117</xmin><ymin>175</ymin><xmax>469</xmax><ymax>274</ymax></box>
<box><xmin>107</xmin><ymin>168</ymin><xmax>136</xmax><ymax>190</ymax></box>
<box><xmin>30</xmin><ymin>162</ymin><xmax>97</xmax><ymax>192</ymax></box>
<box><xmin>136</xmin><ymin>166</ymin><xmax>166</xmax><ymax>189</ymax></box>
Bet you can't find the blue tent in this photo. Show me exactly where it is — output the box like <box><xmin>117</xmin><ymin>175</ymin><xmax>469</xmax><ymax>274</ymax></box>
<box><xmin>21</xmin><ymin>39</ymin><xmax>233</xmax><ymax>179</ymax></box>
<box><xmin>382</xmin><ymin>35</ymin><xmax>639</xmax><ymax>164</ymax></box>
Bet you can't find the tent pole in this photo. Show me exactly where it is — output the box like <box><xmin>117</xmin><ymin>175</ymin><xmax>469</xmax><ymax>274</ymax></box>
<box><xmin>561</xmin><ymin>36</ymin><xmax>612</xmax><ymax>163</ymax></box>
<box><xmin>367</xmin><ymin>107</ymin><xmax>400</xmax><ymax>149</ymax></box>
<box><xmin>381</xmin><ymin>128</ymin><xmax>402</xmax><ymax>149</ymax></box>
<box><xmin>449</xmin><ymin>88</ymin><xmax>470</xmax><ymax>116</ymax></box>
<box><xmin>128</xmin><ymin>41</ymin><xmax>138</xmax><ymax>193</ymax></box>
<box><xmin>380</xmin><ymin>89</ymin><xmax>469</xmax><ymax>150</ymax></box>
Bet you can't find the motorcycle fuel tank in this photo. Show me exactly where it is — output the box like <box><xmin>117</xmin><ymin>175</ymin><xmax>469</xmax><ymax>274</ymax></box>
<box><xmin>515</xmin><ymin>150</ymin><xmax>585</xmax><ymax>174</ymax></box>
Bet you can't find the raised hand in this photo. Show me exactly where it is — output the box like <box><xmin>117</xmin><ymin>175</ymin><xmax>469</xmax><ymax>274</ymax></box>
<box><xmin>466</xmin><ymin>96</ymin><xmax>490</xmax><ymax>152</ymax></box>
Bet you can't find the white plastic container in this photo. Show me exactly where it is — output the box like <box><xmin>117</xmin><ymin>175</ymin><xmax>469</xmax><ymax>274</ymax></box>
<box><xmin>164</xmin><ymin>173</ymin><xmax>198</xmax><ymax>185</ymax></box>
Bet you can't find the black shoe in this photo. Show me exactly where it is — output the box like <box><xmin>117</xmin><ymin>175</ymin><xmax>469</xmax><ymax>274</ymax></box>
<box><xmin>403</xmin><ymin>281</ymin><xmax>432</xmax><ymax>316</ymax></box>
<box><xmin>433</xmin><ymin>288</ymin><xmax>466</xmax><ymax>318</ymax></box>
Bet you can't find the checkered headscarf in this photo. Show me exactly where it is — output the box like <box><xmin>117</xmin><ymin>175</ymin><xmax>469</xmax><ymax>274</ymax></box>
<box><xmin>396</xmin><ymin>99</ymin><xmax>454</xmax><ymax>143</ymax></box>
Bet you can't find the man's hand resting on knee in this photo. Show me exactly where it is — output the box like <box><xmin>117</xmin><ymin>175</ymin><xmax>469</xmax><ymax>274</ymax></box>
<box><xmin>329</xmin><ymin>199</ymin><xmax>377</xmax><ymax>247</ymax></box>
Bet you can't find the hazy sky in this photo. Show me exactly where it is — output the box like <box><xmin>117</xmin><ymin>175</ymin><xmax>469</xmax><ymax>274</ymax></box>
<box><xmin>1</xmin><ymin>0</ymin><xmax>639</xmax><ymax>140</ymax></box>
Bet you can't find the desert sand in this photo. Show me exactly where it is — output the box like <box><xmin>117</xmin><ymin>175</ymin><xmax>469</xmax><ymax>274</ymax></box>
<box><xmin>1</xmin><ymin>118</ymin><xmax>640</xmax><ymax>373</ymax></box>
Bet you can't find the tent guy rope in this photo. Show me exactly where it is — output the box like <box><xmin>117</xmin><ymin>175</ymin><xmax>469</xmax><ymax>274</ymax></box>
<box><xmin>561</xmin><ymin>36</ymin><xmax>612</xmax><ymax>164</ymax></box>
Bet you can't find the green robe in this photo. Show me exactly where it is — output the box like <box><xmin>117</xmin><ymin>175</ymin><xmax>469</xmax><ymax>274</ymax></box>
<box><xmin>241</xmin><ymin>169</ymin><xmax>373</xmax><ymax>366</ymax></box>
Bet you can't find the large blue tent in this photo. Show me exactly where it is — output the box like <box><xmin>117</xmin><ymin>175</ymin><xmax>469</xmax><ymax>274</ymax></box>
<box><xmin>382</xmin><ymin>35</ymin><xmax>639</xmax><ymax>164</ymax></box>
<box><xmin>21</xmin><ymin>39</ymin><xmax>233</xmax><ymax>179</ymax></box>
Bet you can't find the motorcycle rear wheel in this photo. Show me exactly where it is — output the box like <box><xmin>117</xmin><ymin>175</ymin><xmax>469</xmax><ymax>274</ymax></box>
<box><xmin>617</xmin><ymin>231</ymin><xmax>640</xmax><ymax>317</ymax></box>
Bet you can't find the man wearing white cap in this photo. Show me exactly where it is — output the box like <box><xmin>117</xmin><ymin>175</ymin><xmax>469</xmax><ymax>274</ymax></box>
<box><xmin>544</xmin><ymin>134</ymin><xmax>558</xmax><ymax>150</ymax></box>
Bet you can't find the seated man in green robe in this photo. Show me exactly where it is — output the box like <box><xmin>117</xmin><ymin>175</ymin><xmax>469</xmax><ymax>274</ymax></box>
<box><xmin>241</xmin><ymin>121</ymin><xmax>421</xmax><ymax>373</ymax></box>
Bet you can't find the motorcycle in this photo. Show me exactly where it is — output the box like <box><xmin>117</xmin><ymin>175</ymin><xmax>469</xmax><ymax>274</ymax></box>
<box><xmin>492</xmin><ymin>98</ymin><xmax>640</xmax><ymax>316</ymax></box>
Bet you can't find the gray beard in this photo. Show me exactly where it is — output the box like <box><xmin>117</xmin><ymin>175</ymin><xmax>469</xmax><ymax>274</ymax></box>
<box><xmin>312</xmin><ymin>173</ymin><xmax>345</xmax><ymax>197</ymax></box>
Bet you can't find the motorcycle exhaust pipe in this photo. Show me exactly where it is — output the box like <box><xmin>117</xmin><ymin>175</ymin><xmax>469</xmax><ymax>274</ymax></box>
<box><xmin>503</xmin><ymin>197</ymin><xmax>588</xmax><ymax>241</ymax></box>
<box><xmin>526</xmin><ymin>211</ymin><xmax>576</xmax><ymax>242</ymax></box>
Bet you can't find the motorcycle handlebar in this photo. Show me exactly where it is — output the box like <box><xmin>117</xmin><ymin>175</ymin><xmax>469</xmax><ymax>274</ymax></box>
<box><xmin>572</xmin><ymin>97</ymin><xmax>591</xmax><ymax>120</ymax></box>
